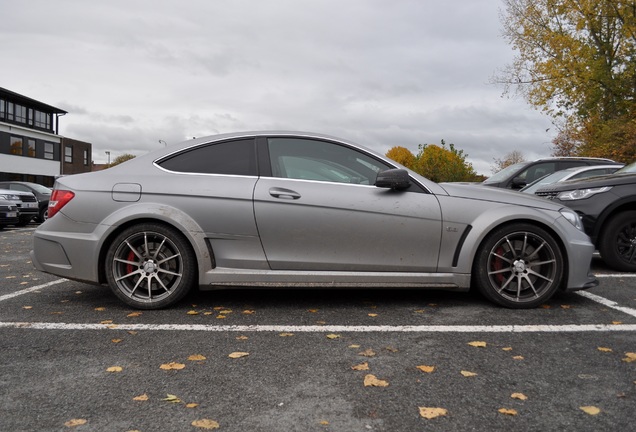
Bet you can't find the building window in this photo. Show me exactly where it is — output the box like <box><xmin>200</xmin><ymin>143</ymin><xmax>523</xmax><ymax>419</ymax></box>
<box><xmin>10</xmin><ymin>136</ymin><xmax>23</xmax><ymax>155</ymax></box>
<box><xmin>65</xmin><ymin>145</ymin><xmax>73</xmax><ymax>163</ymax></box>
<box><xmin>44</xmin><ymin>142</ymin><xmax>54</xmax><ymax>160</ymax></box>
<box><xmin>83</xmin><ymin>149</ymin><xmax>89</xmax><ymax>165</ymax></box>
<box><xmin>34</xmin><ymin>110</ymin><xmax>51</xmax><ymax>130</ymax></box>
<box><xmin>14</xmin><ymin>104</ymin><xmax>27</xmax><ymax>124</ymax></box>
<box><xmin>27</xmin><ymin>108</ymin><xmax>34</xmax><ymax>126</ymax></box>
<box><xmin>7</xmin><ymin>102</ymin><xmax>14</xmax><ymax>121</ymax></box>
<box><xmin>0</xmin><ymin>99</ymin><xmax>4</xmax><ymax>120</ymax></box>
<box><xmin>27</xmin><ymin>139</ymin><xmax>36</xmax><ymax>157</ymax></box>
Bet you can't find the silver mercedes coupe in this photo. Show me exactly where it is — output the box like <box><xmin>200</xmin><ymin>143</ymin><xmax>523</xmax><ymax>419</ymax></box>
<box><xmin>31</xmin><ymin>131</ymin><xmax>598</xmax><ymax>309</ymax></box>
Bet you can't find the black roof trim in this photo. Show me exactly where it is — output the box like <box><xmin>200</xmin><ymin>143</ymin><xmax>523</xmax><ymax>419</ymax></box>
<box><xmin>0</xmin><ymin>87</ymin><xmax>68</xmax><ymax>114</ymax></box>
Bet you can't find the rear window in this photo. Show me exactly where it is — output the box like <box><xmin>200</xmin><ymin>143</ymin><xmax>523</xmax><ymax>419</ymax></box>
<box><xmin>157</xmin><ymin>139</ymin><xmax>257</xmax><ymax>176</ymax></box>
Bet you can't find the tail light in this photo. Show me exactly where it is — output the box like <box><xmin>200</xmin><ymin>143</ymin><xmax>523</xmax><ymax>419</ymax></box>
<box><xmin>48</xmin><ymin>190</ymin><xmax>75</xmax><ymax>218</ymax></box>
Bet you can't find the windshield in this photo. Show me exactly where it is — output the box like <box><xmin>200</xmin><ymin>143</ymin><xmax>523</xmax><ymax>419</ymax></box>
<box><xmin>483</xmin><ymin>162</ymin><xmax>528</xmax><ymax>184</ymax></box>
<box><xmin>520</xmin><ymin>170</ymin><xmax>573</xmax><ymax>194</ymax></box>
<box><xmin>25</xmin><ymin>182</ymin><xmax>52</xmax><ymax>194</ymax></box>
<box><xmin>614</xmin><ymin>161</ymin><xmax>636</xmax><ymax>174</ymax></box>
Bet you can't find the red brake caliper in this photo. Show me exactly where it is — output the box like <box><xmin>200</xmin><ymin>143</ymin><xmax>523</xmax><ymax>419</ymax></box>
<box><xmin>493</xmin><ymin>247</ymin><xmax>505</xmax><ymax>284</ymax></box>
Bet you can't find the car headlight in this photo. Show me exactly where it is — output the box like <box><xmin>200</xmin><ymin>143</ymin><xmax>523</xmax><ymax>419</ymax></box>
<box><xmin>560</xmin><ymin>208</ymin><xmax>584</xmax><ymax>231</ymax></box>
<box><xmin>557</xmin><ymin>186</ymin><xmax>612</xmax><ymax>201</ymax></box>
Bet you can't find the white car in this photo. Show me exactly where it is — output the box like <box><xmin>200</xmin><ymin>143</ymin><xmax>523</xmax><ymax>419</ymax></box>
<box><xmin>520</xmin><ymin>165</ymin><xmax>624</xmax><ymax>194</ymax></box>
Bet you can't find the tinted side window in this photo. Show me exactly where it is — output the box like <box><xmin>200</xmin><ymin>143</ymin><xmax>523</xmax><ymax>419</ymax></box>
<box><xmin>518</xmin><ymin>162</ymin><xmax>556</xmax><ymax>184</ymax></box>
<box><xmin>158</xmin><ymin>139</ymin><xmax>257</xmax><ymax>175</ymax></box>
<box><xmin>559</xmin><ymin>161</ymin><xmax>588</xmax><ymax>170</ymax></box>
<box><xmin>268</xmin><ymin>138</ymin><xmax>392</xmax><ymax>185</ymax></box>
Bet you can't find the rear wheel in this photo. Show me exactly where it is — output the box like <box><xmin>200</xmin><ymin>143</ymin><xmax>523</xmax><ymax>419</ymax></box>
<box><xmin>105</xmin><ymin>223</ymin><xmax>196</xmax><ymax>309</ymax></box>
<box><xmin>598</xmin><ymin>211</ymin><xmax>636</xmax><ymax>272</ymax></box>
<box><xmin>474</xmin><ymin>224</ymin><xmax>563</xmax><ymax>308</ymax></box>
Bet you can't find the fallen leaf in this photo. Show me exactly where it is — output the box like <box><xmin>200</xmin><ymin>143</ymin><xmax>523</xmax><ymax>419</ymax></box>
<box><xmin>368</xmin><ymin>313</ymin><xmax>378</xmax><ymax>317</ymax></box>
<box><xmin>349</xmin><ymin>344</ymin><xmax>361</xmax><ymax>349</ymax></box>
<box><xmin>319</xmin><ymin>420</ymin><xmax>329</xmax><ymax>425</ymax></box>
<box><xmin>612</xmin><ymin>321</ymin><xmax>622</xmax><ymax>325</ymax></box>
<box><xmin>502</xmin><ymin>347</ymin><xmax>513</xmax><ymax>351</ymax></box>
<box><xmin>100</xmin><ymin>320</ymin><xmax>113</xmax><ymax>324</ymax></box>
<box><xmin>64</xmin><ymin>419</ymin><xmax>88</xmax><ymax>427</ymax></box>
<box><xmin>236</xmin><ymin>335</ymin><xmax>249</xmax><ymax>340</ymax></box>
<box><xmin>358</xmin><ymin>349</ymin><xmax>376</xmax><ymax>357</ymax></box>
<box><xmin>186</xmin><ymin>310</ymin><xmax>199</xmax><ymax>315</ymax></box>
<box><xmin>499</xmin><ymin>408</ymin><xmax>518</xmax><ymax>416</ymax></box>
<box><xmin>127</xmin><ymin>312</ymin><xmax>142</xmax><ymax>317</ymax></box>
<box><xmin>460</xmin><ymin>370</ymin><xmax>477</xmax><ymax>377</ymax></box>
<box><xmin>418</xmin><ymin>407</ymin><xmax>447</xmax><ymax>419</ymax></box>
<box><xmin>213</xmin><ymin>306</ymin><xmax>224</xmax><ymax>310</ymax></box>
<box><xmin>243</xmin><ymin>310</ymin><xmax>255</xmax><ymax>314</ymax></box>
<box><xmin>219</xmin><ymin>309</ymin><xmax>232</xmax><ymax>314</ymax></box>
<box><xmin>192</xmin><ymin>419</ymin><xmax>220</xmax><ymax>429</ymax></box>
<box><xmin>160</xmin><ymin>362</ymin><xmax>186</xmax><ymax>370</ymax></box>
<box><xmin>308</xmin><ymin>309</ymin><xmax>319</xmax><ymax>313</ymax></box>
<box><xmin>279</xmin><ymin>332</ymin><xmax>294</xmax><ymax>337</ymax></box>
<box><xmin>512</xmin><ymin>356</ymin><xmax>525</xmax><ymax>360</ymax></box>
<box><xmin>106</xmin><ymin>366</ymin><xmax>123</xmax><ymax>373</ymax></box>
<box><xmin>597</xmin><ymin>347</ymin><xmax>613</xmax><ymax>352</ymax></box>
<box><xmin>414</xmin><ymin>309</ymin><xmax>425</xmax><ymax>313</ymax></box>
<box><xmin>560</xmin><ymin>304</ymin><xmax>571</xmax><ymax>309</ymax></box>
<box><xmin>111</xmin><ymin>339</ymin><xmax>123</xmax><ymax>343</ymax></box>
<box><xmin>22</xmin><ymin>306</ymin><xmax>33</xmax><ymax>310</ymax></box>
<box><xmin>511</xmin><ymin>393</ymin><xmax>527</xmax><ymax>400</ymax></box>
<box><xmin>416</xmin><ymin>365</ymin><xmax>435</xmax><ymax>373</ymax></box>
<box><xmin>186</xmin><ymin>403</ymin><xmax>199</xmax><ymax>408</ymax></box>
<box><xmin>203</xmin><ymin>312</ymin><xmax>213</xmax><ymax>315</ymax></box>
<box><xmin>540</xmin><ymin>304</ymin><xmax>551</xmax><ymax>309</ymax></box>
<box><xmin>127</xmin><ymin>331</ymin><xmax>138</xmax><ymax>335</ymax></box>
<box><xmin>352</xmin><ymin>362</ymin><xmax>370</xmax><ymax>371</ymax></box>
<box><xmin>94</xmin><ymin>307</ymin><xmax>106</xmax><ymax>311</ymax></box>
<box><xmin>580</xmin><ymin>406</ymin><xmax>601</xmax><ymax>415</ymax></box>
<box><xmin>188</xmin><ymin>354</ymin><xmax>207</xmax><ymax>361</ymax></box>
<box><xmin>133</xmin><ymin>394</ymin><xmax>149</xmax><ymax>401</ymax></box>
<box><xmin>385</xmin><ymin>346</ymin><xmax>399</xmax><ymax>353</ymax></box>
<box><xmin>623</xmin><ymin>352</ymin><xmax>636</xmax><ymax>363</ymax></box>
<box><xmin>364</xmin><ymin>374</ymin><xmax>389</xmax><ymax>387</ymax></box>
<box><xmin>228</xmin><ymin>352</ymin><xmax>249</xmax><ymax>358</ymax></box>
<box><xmin>468</xmin><ymin>341</ymin><xmax>487</xmax><ymax>348</ymax></box>
<box><xmin>326</xmin><ymin>334</ymin><xmax>341</xmax><ymax>339</ymax></box>
<box><xmin>163</xmin><ymin>394</ymin><xmax>182</xmax><ymax>403</ymax></box>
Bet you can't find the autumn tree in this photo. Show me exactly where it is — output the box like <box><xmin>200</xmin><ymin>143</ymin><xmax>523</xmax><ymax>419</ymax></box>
<box><xmin>496</xmin><ymin>0</ymin><xmax>636</xmax><ymax>163</ymax></box>
<box><xmin>387</xmin><ymin>141</ymin><xmax>479</xmax><ymax>182</ymax></box>
<box><xmin>105</xmin><ymin>153</ymin><xmax>136</xmax><ymax>168</ymax></box>
<box><xmin>491</xmin><ymin>150</ymin><xmax>526</xmax><ymax>174</ymax></box>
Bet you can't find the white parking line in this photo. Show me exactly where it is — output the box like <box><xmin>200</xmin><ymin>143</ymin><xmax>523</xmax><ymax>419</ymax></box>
<box><xmin>1</xmin><ymin>322</ymin><xmax>636</xmax><ymax>332</ymax></box>
<box><xmin>0</xmin><ymin>279</ymin><xmax>66</xmax><ymax>302</ymax></box>
<box><xmin>575</xmin><ymin>290</ymin><xmax>636</xmax><ymax>318</ymax></box>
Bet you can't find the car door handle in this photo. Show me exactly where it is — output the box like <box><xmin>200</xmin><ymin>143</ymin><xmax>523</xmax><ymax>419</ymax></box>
<box><xmin>269</xmin><ymin>187</ymin><xmax>301</xmax><ymax>200</ymax></box>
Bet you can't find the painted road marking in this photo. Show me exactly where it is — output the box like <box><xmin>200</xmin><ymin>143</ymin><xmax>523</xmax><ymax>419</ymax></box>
<box><xmin>0</xmin><ymin>279</ymin><xmax>66</xmax><ymax>302</ymax></box>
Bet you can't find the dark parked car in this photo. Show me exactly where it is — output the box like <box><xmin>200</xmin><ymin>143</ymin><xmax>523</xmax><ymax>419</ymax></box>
<box><xmin>0</xmin><ymin>188</ymin><xmax>38</xmax><ymax>226</ymax></box>
<box><xmin>535</xmin><ymin>162</ymin><xmax>636</xmax><ymax>271</ymax></box>
<box><xmin>32</xmin><ymin>131</ymin><xmax>597</xmax><ymax>310</ymax></box>
<box><xmin>0</xmin><ymin>181</ymin><xmax>51</xmax><ymax>222</ymax></box>
<box><xmin>0</xmin><ymin>198</ymin><xmax>19</xmax><ymax>229</ymax></box>
<box><xmin>483</xmin><ymin>157</ymin><xmax>621</xmax><ymax>189</ymax></box>
<box><xmin>520</xmin><ymin>165</ymin><xmax>624</xmax><ymax>194</ymax></box>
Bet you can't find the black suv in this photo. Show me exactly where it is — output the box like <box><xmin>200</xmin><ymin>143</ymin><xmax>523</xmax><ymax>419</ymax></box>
<box><xmin>483</xmin><ymin>157</ymin><xmax>621</xmax><ymax>189</ymax></box>
<box><xmin>535</xmin><ymin>162</ymin><xmax>636</xmax><ymax>271</ymax></box>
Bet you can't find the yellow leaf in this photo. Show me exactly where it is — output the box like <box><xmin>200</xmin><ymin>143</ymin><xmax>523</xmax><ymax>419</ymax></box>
<box><xmin>308</xmin><ymin>309</ymin><xmax>319</xmax><ymax>313</ymax></box>
<box><xmin>468</xmin><ymin>341</ymin><xmax>487</xmax><ymax>347</ymax></box>
<box><xmin>358</xmin><ymin>349</ymin><xmax>376</xmax><ymax>357</ymax></box>
<box><xmin>460</xmin><ymin>370</ymin><xmax>477</xmax><ymax>377</ymax></box>
<box><xmin>385</xmin><ymin>346</ymin><xmax>399</xmax><ymax>353</ymax></box>
<box><xmin>414</xmin><ymin>309</ymin><xmax>425</xmax><ymax>313</ymax></box>
<box><xmin>319</xmin><ymin>420</ymin><xmax>329</xmax><ymax>425</ymax></box>
<box><xmin>511</xmin><ymin>393</ymin><xmax>527</xmax><ymax>400</ymax></box>
<box><xmin>94</xmin><ymin>307</ymin><xmax>106</xmax><ymax>311</ymax></box>
<box><xmin>623</xmin><ymin>352</ymin><xmax>636</xmax><ymax>363</ymax></box>
<box><xmin>163</xmin><ymin>394</ymin><xmax>182</xmax><ymax>403</ymax></box>
<box><xmin>326</xmin><ymin>334</ymin><xmax>341</xmax><ymax>339</ymax></box>
<box><xmin>368</xmin><ymin>313</ymin><xmax>378</xmax><ymax>317</ymax></box>
<box><xmin>23</xmin><ymin>306</ymin><xmax>33</xmax><ymax>310</ymax></box>
<box><xmin>111</xmin><ymin>339</ymin><xmax>123</xmax><ymax>344</ymax></box>
<box><xmin>216</xmin><ymin>315</ymin><xmax>226</xmax><ymax>319</ymax></box>
<box><xmin>192</xmin><ymin>419</ymin><xmax>220</xmax><ymax>429</ymax></box>
<box><xmin>219</xmin><ymin>309</ymin><xmax>232</xmax><ymax>314</ymax></box>
<box><xmin>349</xmin><ymin>344</ymin><xmax>361</xmax><ymax>348</ymax></box>
<box><xmin>560</xmin><ymin>304</ymin><xmax>571</xmax><ymax>309</ymax></box>
<box><xmin>418</xmin><ymin>407</ymin><xmax>447</xmax><ymax>419</ymax></box>
<box><xmin>279</xmin><ymin>332</ymin><xmax>294</xmax><ymax>337</ymax></box>
<box><xmin>499</xmin><ymin>408</ymin><xmax>518</xmax><ymax>416</ymax></box>
<box><xmin>127</xmin><ymin>312</ymin><xmax>142</xmax><ymax>317</ymax></box>
<box><xmin>416</xmin><ymin>365</ymin><xmax>435</xmax><ymax>373</ymax></box>
<box><xmin>203</xmin><ymin>312</ymin><xmax>213</xmax><ymax>315</ymax></box>
<box><xmin>160</xmin><ymin>362</ymin><xmax>186</xmax><ymax>370</ymax></box>
<box><xmin>186</xmin><ymin>403</ymin><xmax>199</xmax><ymax>408</ymax></box>
<box><xmin>363</xmin><ymin>374</ymin><xmax>389</xmax><ymax>387</ymax></box>
<box><xmin>106</xmin><ymin>366</ymin><xmax>123</xmax><ymax>373</ymax></box>
<box><xmin>64</xmin><ymin>418</ymin><xmax>88</xmax><ymax>427</ymax></box>
<box><xmin>127</xmin><ymin>331</ymin><xmax>138</xmax><ymax>335</ymax></box>
<box><xmin>100</xmin><ymin>320</ymin><xmax>113</xmax><ymax>324</ymax></box>
<box><xmin>133</xmin><ymin>394</ymin><xmax>149</xmax><ymax>401</ymax></box>
<box><xmin>243</xmin><ymin>310</ymin><xmax>255</xmax><ymax>314</ymax></box>
<box><xmin>502</xmin><ymin>347</ymin><xmax>513</xmax><ymax>351</ymax></box>
<box><xmin>352</xmin><ymin>362</ymin><xmax>370</xmax><ymax>371</ymax></box>
<box><xmin>580</xmin><ymin>406</ymin><xmax>601</xmax><ymax>415</ymax></box>
<box><xmin>513</xmin><ymin>356</ymin><xmax>525</xmax><ymax>360</ymax></box>
<box><xmin>228</xmin><ymin>352</ymin><xmax>249</xmax><ymax>359</ymax></box>
<box><xmin>187</xmin><ymin>310</ymin><xmax>199</xmax><ymax>315</ymax></box>
<box><xmin>612</xmin><ymin>321</ymin><xmax>622</xmax><ymax>325</ymax></box>
<box><xmin>188</xmin><ymin>354</ymin><xmax>207</xmax><ymax>361</ymax></box>
<box><xmin>236</xmin><ymin>335</ymin><xmax>249</xmax><ymax>340</ymax></box>
<box><xmin>597</xmin><ymin>347</ymin><xmax>613</xmax><ymax>352</ymax></box>
<box><xmin>213</xmin><ymin>306</ymin><xmax>224</xmax><ymax>310</ymax></box>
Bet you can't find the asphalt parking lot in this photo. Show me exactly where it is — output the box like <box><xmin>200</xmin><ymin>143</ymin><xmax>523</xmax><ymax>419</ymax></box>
<box><xmin>1</xmin><ymin>226</ymin><xmax>635</xmax><ymax>432</ymax></box>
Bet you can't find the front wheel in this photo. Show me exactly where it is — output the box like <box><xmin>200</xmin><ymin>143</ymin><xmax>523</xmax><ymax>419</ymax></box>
<box><xmin>105</xmin><ymin>223</ymin><xmax>197</xmax><ymax>309</ymax></box>
<box><xmin>473</xmin><ymin>224</ymin><xmax>564</xmax><ymax>308</ymax></box>
<box><xmin>598</xmin><ymin>211</ymin><xmax>636</xmax><ymax>272</ymax></box>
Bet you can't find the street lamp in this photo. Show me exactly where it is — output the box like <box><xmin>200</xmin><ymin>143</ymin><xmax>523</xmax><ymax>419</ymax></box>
<box><xmin>105</xmin><ymin>151</ymin><xmax>111</xmax><ymax>165</ymax></box>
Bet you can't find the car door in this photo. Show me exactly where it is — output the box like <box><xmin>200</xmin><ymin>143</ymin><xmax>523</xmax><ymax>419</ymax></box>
<box><xmin>253</xmin><ymin>137</ymin><xmax>443</xmax><ymax>272</ymax></box>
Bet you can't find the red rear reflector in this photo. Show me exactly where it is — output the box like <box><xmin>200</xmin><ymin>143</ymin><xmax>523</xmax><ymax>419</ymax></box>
<box><xmin>48</xmin><ymin>190</ymin><xmax>75</xmax><ymax>218</ymax></box>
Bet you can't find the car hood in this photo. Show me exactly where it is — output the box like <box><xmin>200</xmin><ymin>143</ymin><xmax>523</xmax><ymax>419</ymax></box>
<box><xmin>537</xmin><ymin>172</ymin><xmax>636</xmax><ymax>193</ymax></box>
<box><xmin>439</xmin><ymin>182</ymin><xmax>562</xmax><ymax>211</ymax></box>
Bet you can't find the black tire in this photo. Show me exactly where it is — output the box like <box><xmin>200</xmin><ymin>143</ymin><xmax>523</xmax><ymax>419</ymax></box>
<box><xmin>37</xmin><ymin>207</ymin><xmax>48</xmax><ymax>223</ymax></box>
<box><xmin>598</xmin><ymin>211</ymin><xmax>636</xmax><ymax>272</ymax></box>
<box><xmin>16</xmin><ymin>216</ymin><xmax>33</xmax><ymax>227</ymax></box>
<box><xmin>105</xmin><ymin>223</ymin><xmax>197</xmax><ymax>309</ymax></box>
<box><xmin>473</xmin><ymin>223</ymin><xmax>564</xmax><ymax>308</ymax></box>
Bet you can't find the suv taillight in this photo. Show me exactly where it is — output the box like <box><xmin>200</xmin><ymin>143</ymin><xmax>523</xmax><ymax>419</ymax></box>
<box><xmin>48</xmin><ymin>190</ymin><xmax>75</xmax><ymax>218</ymax></box>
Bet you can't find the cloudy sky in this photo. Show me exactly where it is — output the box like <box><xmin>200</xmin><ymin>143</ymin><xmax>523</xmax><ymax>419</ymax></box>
<box><xmin>2</xmin><ymin>0</ymin><xmax>554</xmax><ymax>174</ymax></box>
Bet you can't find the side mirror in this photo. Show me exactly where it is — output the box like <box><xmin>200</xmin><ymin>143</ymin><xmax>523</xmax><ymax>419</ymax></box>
<box><xmin>375</xmin><ymin>169</ymin><xmax>411</xmax><ymax>190</ymax></box>
<box><xmin>511</xmin><ymin>177</ymin><xmax>527</xmax><ymax>189</ymax></box>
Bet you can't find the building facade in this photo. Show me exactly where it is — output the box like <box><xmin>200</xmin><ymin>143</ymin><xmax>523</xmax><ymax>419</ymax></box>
<box><xmin>0</xmin><ymin>87</ymin><xmax>92</xmax><ymax>187</ymax></box>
